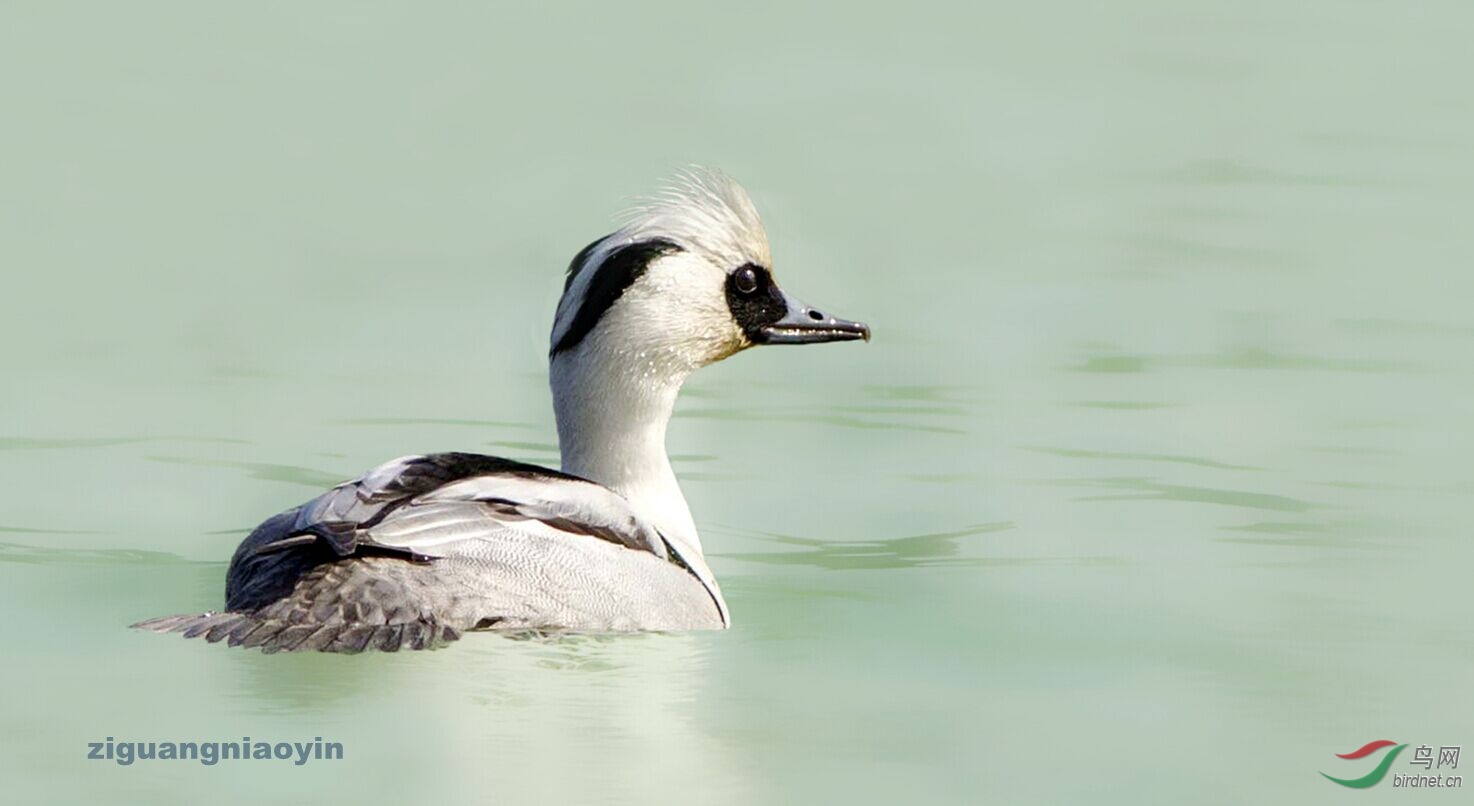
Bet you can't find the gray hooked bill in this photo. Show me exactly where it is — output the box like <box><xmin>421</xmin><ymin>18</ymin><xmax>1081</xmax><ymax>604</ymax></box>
<box><xmin>756</xmin><ymin>293</ymin><xmax>871</xmax><ymax>345</ymax></box>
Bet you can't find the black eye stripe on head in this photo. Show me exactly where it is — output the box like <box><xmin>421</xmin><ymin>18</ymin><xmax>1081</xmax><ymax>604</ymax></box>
<box><xmin>552</xmin><ymin>237</ymin><xmax>683</xmax><ymax>356</ymax></box>
<box><xmin>725</xmin><ymin>263</ymin><xmax>786</xmax><ymax>341</ymax></box>
<box><xmin>562</xmin><ymin>234</ymin><xmax>608</xmax><ymax>293</ymax></box>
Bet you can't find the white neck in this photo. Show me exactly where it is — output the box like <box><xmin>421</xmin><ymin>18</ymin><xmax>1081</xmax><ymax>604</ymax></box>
<box><xmin>550</xmin><ymin>341</ymin><xmax>702</xmax><ymax>557</ymax></box>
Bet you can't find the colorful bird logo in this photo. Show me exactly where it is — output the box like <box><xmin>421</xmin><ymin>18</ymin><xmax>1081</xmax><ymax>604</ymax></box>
<box><xmin>1321</xmin><ymin>740</ymin><xmax>1407</xmax><ymax>788</ymax></box>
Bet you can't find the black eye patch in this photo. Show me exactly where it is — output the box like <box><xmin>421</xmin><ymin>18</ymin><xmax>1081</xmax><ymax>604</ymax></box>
<box><xmin>724</xmin><ymin>263</ymin><xmax>786</xmax><ymax>340</ymax></box>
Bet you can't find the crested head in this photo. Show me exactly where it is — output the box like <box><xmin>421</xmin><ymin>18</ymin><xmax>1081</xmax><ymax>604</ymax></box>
<box><xmin>616</xmin><ymin>167</ymin><xmax>772</xmax><ymax>272</ymax></box>
<box><xmin>549</xmin><ymin>167</ymin><xmax>869</xmax><ymax>372</ymax></box>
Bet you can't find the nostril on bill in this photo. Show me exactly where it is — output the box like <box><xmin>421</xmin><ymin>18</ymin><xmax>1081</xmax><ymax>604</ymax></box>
<box><xmin>807</xmin><ymin>309</ymin><xmax>825</xmax><ymax>321</ymax></box>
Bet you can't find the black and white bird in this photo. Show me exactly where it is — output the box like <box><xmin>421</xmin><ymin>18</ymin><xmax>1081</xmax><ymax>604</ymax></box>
<box><xmin>134</xmin><ymin>168</ymin><xmax>869</xmax><ymax>653</ymax></box>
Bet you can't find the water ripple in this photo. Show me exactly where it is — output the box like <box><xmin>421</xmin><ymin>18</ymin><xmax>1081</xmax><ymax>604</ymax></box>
<box><xmin>0</xmin><ymin>541</ymin><xmax>212</xmax><ymax>567</ymax></box>
<box><xmin>860</xmin><ymin>384</ymin><xmax>985</xmax><ymax>404</ymax></box>
<box><xmin>715</xmin><ymin>522</ymin><xmax>1025</xmax><ymax>570</ymax></box>
<box><xmin>0</xmin><ymin>525</ymin><xmax>105</xmax><ymax>535</ymax></box>
<box><xmin>1068</xmin><ymin>347</ymin><xmax>1419</xmax><ymax>374</ymax></box>
<box><xmin>486</xmin><ymin>440</ymin><xmax>559</xmax><ymax>454</ymax></box>
<box><xmin>1045</xmin><ymin>476</ymin><xmax>1320</xmax><ymax>512</ymax></box>
<box><xmin>1024</xmin><ymin>445</ymin><xmax>1261</xmax><ymax>472</ymax></box>
<box><xmin>146</xmin><ymin>456</ymin><xmax>347</xmax><ymax>488</ymax></box>
<box><xmin>1217</xmin><ymin>520</ymin><xmax>1389</xmax><ymax>549</ymax></box>
<box><xmin>338</xmin><ymin>418</ymin><xmax>535</xmax><ymax>429</ymax></box>
<box><xmin>675</xmin><ymin>407</ymin><xmax>965</xmax><ymax>435</ymax></box>
<box><xmin>1157</xmin><ymin>158</ymin><xmax>1387</xmax><ymax>189</ymax></box>
<box><xmin>1068</xmin><ymin>400</ymin><xmax>1178</xmax><ymax>410</ymax></box>
<box><xmin>0</xmin><ymin>436</ymin><xmax>248</xmax><ymax>451</ymax></box>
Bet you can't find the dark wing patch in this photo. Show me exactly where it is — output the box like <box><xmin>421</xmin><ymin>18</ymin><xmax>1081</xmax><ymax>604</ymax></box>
<box><xmin>224</xmin><ymin>453</ymin><xmax>625</xmax><ymax>612</ymax></box>
<box><xmin>250</xmin><ymin>453</ymin><xmax>581</xmax><ymax>563</ymax></box>
<box><xmin>267</xmin><ymin>453</ymin><xmax>585</xmax><ymax>550</ymax></box>
<box><xmin>359</xmin><ymin>452</ymin><xmax>584</xmax><ymax>504</ymax></box>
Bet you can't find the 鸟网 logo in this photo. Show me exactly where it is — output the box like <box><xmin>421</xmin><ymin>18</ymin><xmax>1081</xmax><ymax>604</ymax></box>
<box><xmin>1321</xmin><ymin>740</ymin><xmax>1407</xmax><ymax>788</ymax></box>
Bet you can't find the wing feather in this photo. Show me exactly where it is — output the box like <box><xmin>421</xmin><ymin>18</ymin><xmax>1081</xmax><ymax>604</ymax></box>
<box><xmin>135</xmin><ymin>451</ymin><xmax>722</xmax><ymax>653</ymax></box>
<box><xmin>225</xmin><ymin>453</ymin><xmax>675</xmax><ymax>614</ymax></box>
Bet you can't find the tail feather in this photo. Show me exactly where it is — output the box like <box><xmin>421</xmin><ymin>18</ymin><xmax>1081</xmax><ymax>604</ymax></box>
<box><xmin>326</xmin><ymin>625</ymin><xmax>377</xmax><ymax>653</ymax></box>
<box><xmin>132</xmin><ymin>613</ymin><xmax>208</xmax><ymax>634</ymax></box>
<box><xmin>130</xmin><ymin>612</ymin><xmax>461</xmax><ymax>654</ymax></box>
<box><xmin>181</xmin><ymin>612</ymin><xmax>240</xmax><ymax>640</ymax></box>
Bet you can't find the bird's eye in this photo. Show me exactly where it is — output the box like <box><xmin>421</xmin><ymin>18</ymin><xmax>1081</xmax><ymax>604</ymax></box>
<box><xmin>734</xmin><ymin>266</ymin><xmax>759</xmax><ymax>295</ymax></box>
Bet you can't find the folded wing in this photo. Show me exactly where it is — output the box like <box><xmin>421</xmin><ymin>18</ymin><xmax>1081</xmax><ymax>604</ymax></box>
<box><xmin>226</xmin><ymin>452</ymin><xmax>674</xmax><ymax>611</ymax></box>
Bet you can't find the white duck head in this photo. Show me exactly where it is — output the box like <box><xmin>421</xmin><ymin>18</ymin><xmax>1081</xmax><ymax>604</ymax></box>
<box><xmin>548</xmin><ymin>168</ymin><xmax>868</xmax><ymax>561</ymax></box>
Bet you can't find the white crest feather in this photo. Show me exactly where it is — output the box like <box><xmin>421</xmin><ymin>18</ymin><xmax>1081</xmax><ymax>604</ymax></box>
<box><xmin>614</xmin><ymin>166</ymin><xmax>771</xmax><ymax>270</ymax></box>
